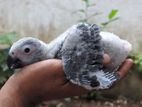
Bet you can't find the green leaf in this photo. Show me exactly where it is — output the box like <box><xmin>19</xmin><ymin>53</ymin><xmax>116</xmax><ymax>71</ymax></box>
<box><xmin>88</xmin><ymin>3</ymin><xmax>96</xmax><ymax>7</ymax></box>
<box><xmin>72</xmin><ymin>9</ymin><xmax>85</xmax><ymax>14</ymax></box>
<box><xmin>0</xmin><ymin>32</ymin><xmax>17</xmax><ymax>45</ymax></box>
<box><xmin>78</xmin><ymin>19</ymin><xmax>88</xmax><ymax>23</ymax></box>
<box><xmin>82</xmin><ymin>0</ymin><xmax>89</xmax><ymax>6</ymax></box>
<box><xmin>108</xmin><ymin>9</ymin><xmax>118</xmax><ymax>20</ymax></box>
<box><xmin>77</xmin><ymin>9</ymin><xmax>85</xmax><ymax>13</ymax></box>
<box><xmin>90</xmin><ymin>91</ymin><xmax>97</xmax><ymax>97</ymax></box>
<box><xmin>0</xmin><ymin>76</ymin><xmax>7</xmax><ymax>83</ymax></box>
<box><xmin>88</xmin><ymin>12</ymin><xmax>102</xmax><ymax>20</ymax></box>
<box><xmin>101</xmin><ymin>17</ymin><xmax>119</xmax><ymax>27</ymax></box>
<box><xmin>101</xmin><ymin>22</ymin><xmax>109</xmax><ymax>26</ymax></box>
<box><xmin>82</xmin><ymin>0</ymin><xmax>89</xmax><ymax>3</ymax></box>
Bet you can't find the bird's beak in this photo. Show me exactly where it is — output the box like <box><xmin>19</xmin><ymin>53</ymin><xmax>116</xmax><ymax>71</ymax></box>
<box><xmin>7</xmin><ymin>55</ymin><xmax>23</xmax><ymax>69</ymax></box>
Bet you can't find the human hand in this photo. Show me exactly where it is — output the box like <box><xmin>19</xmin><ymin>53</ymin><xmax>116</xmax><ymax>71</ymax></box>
<box><xmin>0</xmin><ymin>56</ymin><xmax>133</xmax><ymax>107</ymax></box>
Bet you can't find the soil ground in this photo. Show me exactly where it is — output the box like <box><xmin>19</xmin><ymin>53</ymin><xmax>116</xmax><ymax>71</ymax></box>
<box><xmin>38</xmin><ymin>99</ymin><xmax>142</xmax><ymax>107</ymax></box>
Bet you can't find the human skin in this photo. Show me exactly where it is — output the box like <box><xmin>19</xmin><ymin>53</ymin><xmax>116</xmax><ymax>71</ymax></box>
<box><xmin>0</xmin><ymin>57</ymin><xmax>133</xmax><ymax>107</ymax></box>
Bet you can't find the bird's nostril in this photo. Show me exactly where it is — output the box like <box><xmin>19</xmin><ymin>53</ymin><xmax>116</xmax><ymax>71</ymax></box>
<box><xmin>14</xmin><ymin>58</ymin><xmax>21</xmax><ymax>64</ymax></box>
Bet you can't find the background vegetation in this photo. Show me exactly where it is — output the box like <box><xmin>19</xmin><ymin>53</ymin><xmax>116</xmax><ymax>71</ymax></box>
<box><xmin>0</xmin><ymin>32</ymin><xmax>16</xmax><ymax>85</ymax></box>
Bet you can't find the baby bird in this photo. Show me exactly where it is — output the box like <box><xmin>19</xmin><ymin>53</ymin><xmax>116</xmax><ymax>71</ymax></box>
<box><xmin>7</xmin><ymin>23</ymin><xmax>132</xmax><ymax>90</ymax></box>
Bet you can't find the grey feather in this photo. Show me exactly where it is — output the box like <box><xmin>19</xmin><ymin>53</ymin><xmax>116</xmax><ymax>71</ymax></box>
<box><xmin>60</xmin><ymin>23</ymin><xmax>104</xmax><ymax>89</ymax></box>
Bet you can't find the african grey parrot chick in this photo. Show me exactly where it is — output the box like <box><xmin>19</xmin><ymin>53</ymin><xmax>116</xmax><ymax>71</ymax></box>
<box><xmin>7</xmin><ymin>23</ymin><xmax>132</xmax><ymax>90</ymax></box>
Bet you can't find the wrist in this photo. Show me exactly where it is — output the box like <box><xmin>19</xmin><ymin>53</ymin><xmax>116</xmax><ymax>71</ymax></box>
<box><xmin>0</xmin><ymin>76</ymin><xmax>25</xmax><ymax>107</ymax></box>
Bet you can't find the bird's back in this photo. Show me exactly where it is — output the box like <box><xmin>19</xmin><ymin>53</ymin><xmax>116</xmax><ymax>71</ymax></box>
<box><xmin>100</xmin><ymin>32</ymin><xmax>132</xmax><ymax>72</ymax></box>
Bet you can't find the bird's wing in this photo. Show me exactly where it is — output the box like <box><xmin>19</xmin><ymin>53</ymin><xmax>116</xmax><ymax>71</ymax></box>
<box><xmin>60</xmin><ymin>23</ymin><xmax>119</xmax><ymax>90</ymax></box>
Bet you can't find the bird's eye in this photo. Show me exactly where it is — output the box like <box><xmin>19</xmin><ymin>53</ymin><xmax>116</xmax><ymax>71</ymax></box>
<box><xmin>24</xmin><ymin>48</ymin><xmax>30</xmax><ymax>53</ymax></box>
<box><xmin>12</xmin><ymin>52</ymin><xmax>14</xmax><ymax>55</ymax></box>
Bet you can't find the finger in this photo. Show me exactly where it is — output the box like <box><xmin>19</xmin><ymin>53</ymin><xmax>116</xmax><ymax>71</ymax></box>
<box><xmin>103</xmin><ymin>54</ymin><xmax>110</xmax><ymax>65</ymax></box>
<box><xmin>54</xmin><ymin>82</ymin><xmax>88</xmax><ymax>100</ymax></box>
<box><xmin>63</xmin><ymin>82</ymin><xmax>88</xmax><ymax>95</ymax></box>
<box><xmin>45</xmin><ymin>82</ymin><xmax>88</xmax><ymax>101</ymax></box>
<box><xmin>117</xmin><ymin>58</ymin><xmax>133</xmax><ymax>78</ymax></box>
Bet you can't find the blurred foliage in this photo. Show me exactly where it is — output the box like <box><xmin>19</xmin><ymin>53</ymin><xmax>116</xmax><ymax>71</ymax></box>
<box><xmin>101</xmin><ymin>9</ymin><xmax>119</xmax><ymax>29</ymax></box>
<box><xmin>0</xmin><ymin>32</ymin><xmax>16</xmax><ymax>86</ymax></box>
<box><xmin>129</xmin><ymin>53</ymin><xmax>142</xmax><ymax>72</ymax></box>
<box><xmin>81</xmin><ymin>91</ymin><xmax>117</xmax><ymax>101</ymax></box>
<box><xmin>73</xmin><ymin>0</ymin><xmax>119</xmax><ymax>29</ymax></box>
<box><xmin>0</xmin><ymin>32</ymin><xmax>17</xmax><ymax>45</ymax></box>
<box><xmin>73</xmin><ymin>0</ymin><xmax>98</xmax><ymax>23</ymax></box>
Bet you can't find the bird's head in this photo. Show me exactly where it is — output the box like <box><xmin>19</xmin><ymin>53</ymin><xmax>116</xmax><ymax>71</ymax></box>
<box><xmin>7</xmin><ymin>37</ymin><xmax>47</xmax><ymax>69</ymax></box>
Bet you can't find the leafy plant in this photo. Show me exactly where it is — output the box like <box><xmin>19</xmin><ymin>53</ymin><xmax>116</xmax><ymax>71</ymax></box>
<box><xmin>74</xmin><ymin>0</ymin><xmax>119</xmax><ymax>29</ymax></box>
<box><xmin>129</xmin><ymin>53</ymin><xmax>142</xmax><ymax>72</ymax></box>
<box><xmin>101</xmin><ymin>9</ymin><xmax>119</xmax><ymax>28</ymax></box>
<box><xmin>0</xmin><ymin>32</ymin><xmax>17</xmax><ymax>45</ymax></box>
<box><xmin>73</xmin><ymin>0</ymin><xmax>100</xmax><ymax>23</ymax></box>
<box><xmin>0</xmin><ymin>32</ymin><xmax>17</xmax><ymax>85</ymax></box>
<box><xmin>0</xmin><ymin>49</ymin><xmax>13</xmax><ymax>84</ymax></box>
